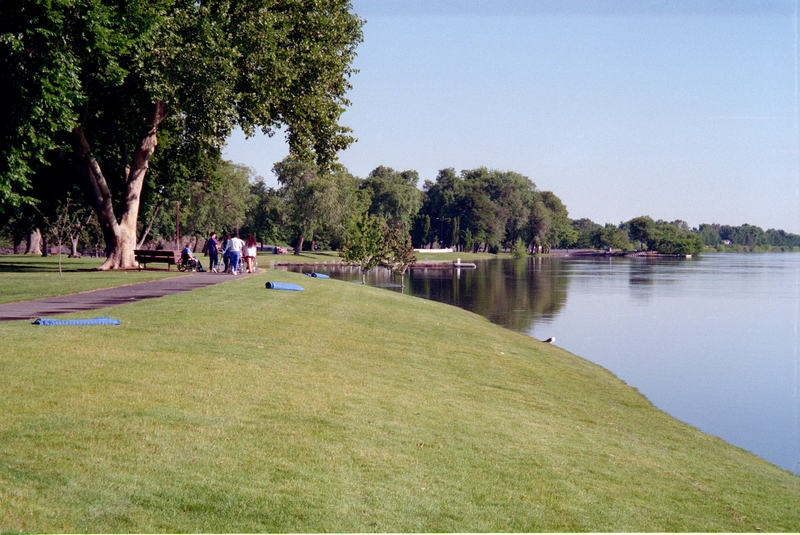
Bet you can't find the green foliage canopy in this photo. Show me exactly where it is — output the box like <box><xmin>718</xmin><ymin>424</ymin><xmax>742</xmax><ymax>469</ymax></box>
<box><xmin>1</xmin><ymin>0</ymin><xmax>364</xmax><ymax>268</ymax></box>
<box><xmin>339</xmin><ymin>212</ymin><xmax>386</xmax><ymax>283</ymax></box>
<box><xmin>183</xmin><ymin>161</ymin><xmax>257</xmax><ymax>241</ymax></box>
<box><xmin>646</xmin><ymin>221</ymin><xmax>703</xmax><ymax>255</ymax></box>
<box><xmin>274</xmin><ymin>157</ymin><xmax>364</xmax><ymax>254</ymax></box>
<box><xmin>414</xmin><ymin>167</ymin><xmax>573</xmax><ymax>253</ymax></box>
<box><xmin>361</xmin><ymin>166</ymin><xmax>422</xmax><ymax>227</ymax></box>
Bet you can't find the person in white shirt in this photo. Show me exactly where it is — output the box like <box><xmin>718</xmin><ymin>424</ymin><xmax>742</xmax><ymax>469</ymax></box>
<box><xmin>224</xmin><ymin>232</ymin><xmax>245</xmax><ymax>274</ymax></box>
<box><xmin>243</xmin><ymin>234</ymin><xmax>258</xmax><ymax>273</ymax></box>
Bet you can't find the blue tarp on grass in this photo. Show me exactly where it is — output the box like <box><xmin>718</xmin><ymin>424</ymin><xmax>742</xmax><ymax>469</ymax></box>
<box><xmin>265</xmin><ymin>282</ymin><xmax>304</xmax><ymax>291</ymax></box>
<box><xmin>33</xmin><ymin>316</ymin><xmax>121</xmax><ymax>326</ymax></box>
<box><xmin>304</xmin><ymin>273</ymin><xmax>330</xmax><ymax>279</ymax></box>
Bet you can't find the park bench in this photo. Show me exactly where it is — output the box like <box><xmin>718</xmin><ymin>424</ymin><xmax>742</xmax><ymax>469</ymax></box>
<box><xmin>134</xmin><ymin>249</ymin><xmax>178</xmax><ymax>270</ymax></box>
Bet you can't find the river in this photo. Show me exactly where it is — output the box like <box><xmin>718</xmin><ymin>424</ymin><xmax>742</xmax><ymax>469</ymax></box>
<box><xmin>278</xmin><ymin>253</ymin><xmax>800</xmax><ymax>476</ymax></box>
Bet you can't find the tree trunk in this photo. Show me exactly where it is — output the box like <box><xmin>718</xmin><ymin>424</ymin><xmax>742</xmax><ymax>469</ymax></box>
<box><xmin>57</xmin><ymin>237</ymin><xmax>63</xmax><ymax>275</ymax></box>
<box><xmin>25</xmin><ymin>228</ymin><xmax>42</xmax><ymax>255</ymax></box>
<box><xmin>136</xmin><ymin>199</ymin><xmax>163</xmax><ymax>249</ymax></box>
<box><xmin>294</xmin><ymin>235</ymin><xmax>304</xmax><ymax>255</ymax></box>
<box><xmin>42</xmin><ymin>234</ymin><xmax>49</xmax><ymax>257</ymax></box>
<box><xmin>12</xmin><ymin>231</ymin><xmax>23</xmax><ymax>254</ymax></box>
<box><xmin>68</xmin><ymin>213</ymin><xmax>92</xmax><ymax>257</ymax></box>
<box><xmin>73</xmin><ymin>102</ymin><xmax>167</xmax><ymax>270</ymax></box>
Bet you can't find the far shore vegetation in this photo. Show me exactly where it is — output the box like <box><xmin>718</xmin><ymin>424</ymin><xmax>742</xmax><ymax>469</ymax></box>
<box><xmin>0</xmin><ymin>258</ymin><xmax>798</xmax><ymax>532</ymax></box>
<box><xmin>4</xmin><ymin>157</ymin><xmax>798</xmax><ymax>263</ymax></box>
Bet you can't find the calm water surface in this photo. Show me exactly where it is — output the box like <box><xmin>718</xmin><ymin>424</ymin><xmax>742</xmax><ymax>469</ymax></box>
<box><xmin>280</xmin><ymin>253</ymin><xmax>800</xmax><ymax>475</ymax></box>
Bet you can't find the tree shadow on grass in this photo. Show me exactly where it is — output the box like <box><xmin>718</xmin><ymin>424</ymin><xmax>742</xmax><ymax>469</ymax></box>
<box><xmin>0</xmin><ymin>255</ymin><xmax>102</xmax><ymax>273</ymax></box>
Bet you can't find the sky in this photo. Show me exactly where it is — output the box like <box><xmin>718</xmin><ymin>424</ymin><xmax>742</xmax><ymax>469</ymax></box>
<box><xmin>223</xmin><ymin>0</ymin><xmax>800</xmax><ymax>233</ymax></box>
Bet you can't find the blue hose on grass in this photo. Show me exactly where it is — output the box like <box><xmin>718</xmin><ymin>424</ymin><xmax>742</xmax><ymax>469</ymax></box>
<box><xmin>304</xmin><ymin>273</ymin><xmax>330</xmax><ymax>279</ymax></box>
<box><xmin>32</xmin><ymin>316</ymin><xmax>121</xmax><ymax>326</ymax></box>
<box><xmin>265</xmin><ymin>282</ymin><xmax>304</xmax><ymax>291</ymax></box>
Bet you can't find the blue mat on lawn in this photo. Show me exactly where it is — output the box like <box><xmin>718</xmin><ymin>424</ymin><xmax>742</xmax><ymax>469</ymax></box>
<box><xmin>304</xmin><ymin>273</ymin><xmax>330</xmax><ymax>279</ymax></box>
<box><xmin>265</xmin><ymin>282</ymin><xmax>304</xmax><ymax>291</ymax></box>
<box><xmin>32</xmin><ymin>316</ymin><xmax>121</xmax><ymax>326</ymax></box>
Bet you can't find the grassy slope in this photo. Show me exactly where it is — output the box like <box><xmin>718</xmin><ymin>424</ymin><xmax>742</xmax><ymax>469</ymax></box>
<box><xmin>0</xmin><ymin>270</ymin><xmax>798</xmax><ymax>532</ymax></box>
<box><xmin>0</xmin><ymin>255</ymin><xmax>185</xmax><ymax>304</ymax></box>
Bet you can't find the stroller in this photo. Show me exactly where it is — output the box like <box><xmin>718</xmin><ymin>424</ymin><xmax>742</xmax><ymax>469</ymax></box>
<box><xmin>178</xmin><ymin>251</ymin><xmax>205</xmax><ymax>272</ymax></box>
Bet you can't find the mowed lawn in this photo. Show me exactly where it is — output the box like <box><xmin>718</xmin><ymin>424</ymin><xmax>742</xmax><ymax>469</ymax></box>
<box><xmin>0</xmin><ymin>255</ymin><xmax>185</xmax><ymax>304</ymax></box>
<box><xmin>1</xmin><ymin>269</ymin><xmax>798</xmax><ymax>532</ymax></box>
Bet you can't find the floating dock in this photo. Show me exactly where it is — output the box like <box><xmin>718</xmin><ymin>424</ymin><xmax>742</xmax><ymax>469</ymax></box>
<box><xmin>409</xmin><ymin>261</ymin><xmax>477</xmax><ymax>271</ymax></box>
<box><xmin>274</xmin><ymin>261</ymin><xmax>478</xmax><ymax>270</ymax></box>
<box><xmin>560</xmin><ymin>250</ymin><xmax>692</xmax><ymax>259</ymax></box>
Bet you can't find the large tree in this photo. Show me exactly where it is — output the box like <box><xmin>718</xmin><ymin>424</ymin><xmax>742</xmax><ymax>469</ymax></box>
<box><xmin>242</xmin><ymin>180</ymin><xmax>286</xmax><ymax>246</ymax></box>
<box><xmin>361</xmin><ymin>166</ymin><xmax>422</xmax><ymax>227</ymax></box>
<box><xmin>626</xmin><ymin>215</ymin><xmax>656</xmax><ymax>250</ymax></box>
<box><xmin>538</xmin><ymin>191</ymin><xmax>576</xmax><ymax>250</ymax></box>
<box><xmin>339</xmin><ymin>212</ymin><xmax>386</xmax><ymax>284</ymax></box>
<box><xmin>415</xmin><ymin>167</ymin><xmax>566</xmax><ymax>253</ymax></box>
<box><xmin>415</xmin><ymin>168</ymin><xmax>460</xmax><ymax>248</ymax></box>
<box><xmin>182</xmin><ymin>160</ymin><xmax>257</xmax><ymax>248</ymax></box>
<box><xmin>274</xmin><ymin>157</ymin><xmax>362</xmax><ymax>254</ymax></box>
<box><xmin>1</xmin><ymin>0</ymin><xmax>363</xmax><ymax>269</ymax></box>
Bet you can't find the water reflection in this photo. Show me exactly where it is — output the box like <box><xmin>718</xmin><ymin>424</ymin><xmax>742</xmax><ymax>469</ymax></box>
<box><xmin>627</xmin><ymin>258</ymin><xmax>687</xmax><ymax>302</ymax></box>
<box><xmin>628</xmin><ymin>261</ymin><xmax>657</xmax><ymax>302</ymax></box>
<box><xmin>281</xmin><ymin>257</ymin><xmax>570</xmax><ymax>333</ymax></box>
<box><xmin>411</xmin><ymin>258</ymin><xmax>570</xmax><ymax>332</ymax></box>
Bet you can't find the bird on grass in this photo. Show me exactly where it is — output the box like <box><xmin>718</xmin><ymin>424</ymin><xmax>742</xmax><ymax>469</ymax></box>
<box><xmin>542</xmin><ymin>337</ymin><xmax>555</xmax><ymax>344</ymax></box>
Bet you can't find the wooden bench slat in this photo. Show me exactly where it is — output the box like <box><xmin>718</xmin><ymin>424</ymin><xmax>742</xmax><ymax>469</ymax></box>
<box><xmin>134</xmin><ymin>250</ymin><xmax>178</xmax><ymax>271</ymax></box>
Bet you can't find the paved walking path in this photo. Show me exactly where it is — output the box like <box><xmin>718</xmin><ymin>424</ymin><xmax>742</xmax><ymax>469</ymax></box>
<box><xmin>0</xmin><ymin>271</ymin><xmax>257</xmax><ymax>322</ymax></box>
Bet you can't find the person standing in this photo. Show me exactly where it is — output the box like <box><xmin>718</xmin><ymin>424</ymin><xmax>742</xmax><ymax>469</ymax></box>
<box><xmin>206</xmin><ymin>232</ymin><xmax>220</xmax><ymax>273</ymax></box>
<box><xmin>243</xmin><ymin>234</ymin><xmax>258</xmax><ymax>273</ymax></box>
<box><xmin>221</xmin><ymin>233</ymin><xmax>231</xmax><ymax>273</ymax></box>
<box><xmin>225</xmin><ymin>232</ymin><xmax>245</xmax><ymax>274</ymax></box>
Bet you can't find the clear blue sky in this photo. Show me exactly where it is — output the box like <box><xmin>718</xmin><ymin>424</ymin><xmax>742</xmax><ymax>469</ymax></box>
<box><xmin>223</xmin><ymin>0</ymin><xmax>800</xmax><ymax>233</ymax></box>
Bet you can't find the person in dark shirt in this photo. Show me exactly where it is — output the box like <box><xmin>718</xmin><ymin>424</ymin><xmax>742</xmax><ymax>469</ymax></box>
<box><xmin>206</xmin><ymin>232</ymin><xmax>219</xmax><ymax>272</ymax></box>
<box><xmin>221</xmin><ymin>234</ymin><xmax>231</xmax><ymax>273</ymax></box>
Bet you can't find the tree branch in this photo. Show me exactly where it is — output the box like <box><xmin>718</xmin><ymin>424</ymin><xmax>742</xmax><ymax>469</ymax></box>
<box><xmin>116</xmin><ymin>129</ymin><xmax>130</xmax><ymax>181</ymax></box>
<box><xmin>72</xmin><ymin>126</ymin><xmax>115</xmax><ymax>224</ymax></box>
<box><xmin>136</xmin><ymin>199</ymin><xmax>164</xmax><ymax>249</ymax></box>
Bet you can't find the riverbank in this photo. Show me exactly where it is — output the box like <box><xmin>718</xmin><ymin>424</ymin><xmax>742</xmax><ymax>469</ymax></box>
<box><xmin>1</xmin><ymin>266</ymin><xmax>798</xmax><ymax>531</ymax></box>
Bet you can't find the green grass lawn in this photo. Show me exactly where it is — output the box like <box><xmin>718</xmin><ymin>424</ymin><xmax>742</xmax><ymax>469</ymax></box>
<box><xmin>0</xmin><ymin>255</ymin><xmax>186</xmax><ymax>304</ymax></box>
<box><xmin>1</xmin><ymin>269</ymin><xmax>798</xmax><ymax>532</ymax></box>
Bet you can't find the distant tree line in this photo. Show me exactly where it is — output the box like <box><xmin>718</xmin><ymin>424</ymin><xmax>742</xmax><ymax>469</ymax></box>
<box><xmin>249</xmin><ymin>163</ymin><xmax>576</xmax><ymax>256</ymax></box>
<box><xmin>3</xmin><ymin>155</ymin><xmax>799</xmax><ymax>257</ymax></box>
<box><xmin>566</xmin><ymin>217</ymin><xmax>800</xmax><ymax>254</ymax></box>
<box><xmin>697</xmin><ymin>223</ymin><xmax>800</xmax><ymax>251</ymax></box>
<box><xmin>569</xmin><ymin>217</ymin><xmax>705</xmax><ymax>256</ymax></box>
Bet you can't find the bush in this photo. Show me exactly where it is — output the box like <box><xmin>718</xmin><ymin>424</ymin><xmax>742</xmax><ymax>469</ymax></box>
<box><xmin>646</xmin><ymin>224</ymin><xmax>703</xmax><ymax>255</ymax></box>
<box><xmin>511</xmin><ymin>238</ymin><xmax>527</xmax><ymax>258</ymax></box>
